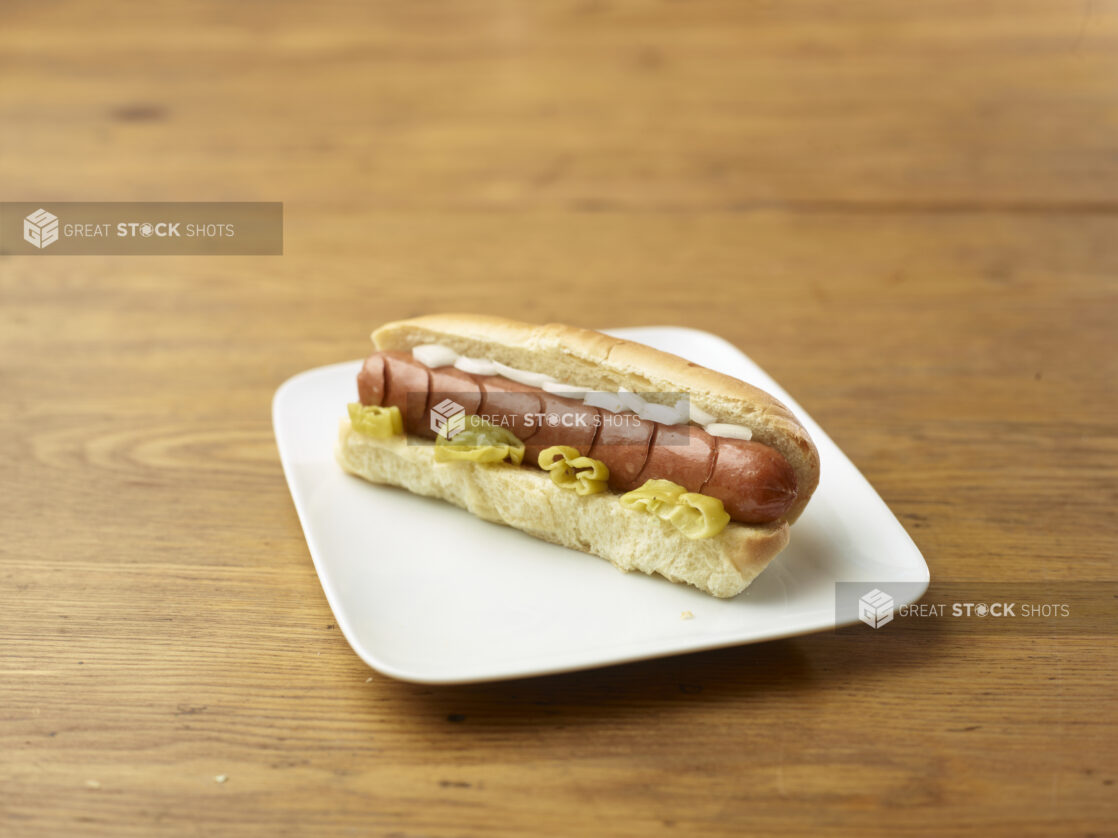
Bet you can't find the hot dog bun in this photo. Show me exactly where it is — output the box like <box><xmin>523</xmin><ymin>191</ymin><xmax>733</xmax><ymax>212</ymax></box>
<box><xmin>372</xmin><ymin>314</ymin><xmax>819</xmax><ymax>522</ymax></box>
<box><xmin>336</xmin><ymin>427</ymin><xmax>790</xmax><ymax>599</ymax></box>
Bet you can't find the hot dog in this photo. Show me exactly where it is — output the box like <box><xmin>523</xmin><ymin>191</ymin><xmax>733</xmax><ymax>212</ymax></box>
<box><xmin>337</xmin><ymin>315</ymin><xmax>820</xmax><ymax>598</ymax></box>
<box><xmin>358</xmin><ymin>350</ymin><xmax>798</xmax><ymax>524</ymax></box>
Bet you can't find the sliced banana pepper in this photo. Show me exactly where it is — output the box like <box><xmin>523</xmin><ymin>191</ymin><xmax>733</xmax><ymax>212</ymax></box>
<box><xmin>434</xmin><ymin>415</ymin><xmax>525</xmax><ymax>465</ymax></box>
<box><xmin>537</xmin><ymin>445</ymin><xmax>610</xmax><ymax>496</ymax></box>
<box><xmin>619</xmin><ymin>478</ymin><xmax>731</xmax><ymax>539</ymax></box>
<box><xmin>348</xmin><ymin>403</ymin><xmax>404</xmax><ymax>438</ymax></box>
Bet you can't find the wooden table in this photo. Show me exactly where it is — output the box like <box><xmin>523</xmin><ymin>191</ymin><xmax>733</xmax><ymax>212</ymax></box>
<box><xmin>2</xmin><ymin>2</ymin><xmax>1115</xmax><ymax>835</ymax></box>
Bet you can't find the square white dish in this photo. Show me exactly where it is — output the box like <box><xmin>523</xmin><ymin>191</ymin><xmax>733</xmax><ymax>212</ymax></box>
<box><xmin>273</xmin><ymin>327</ymin><xmax>929</xmax><ymax>683</ymax></box>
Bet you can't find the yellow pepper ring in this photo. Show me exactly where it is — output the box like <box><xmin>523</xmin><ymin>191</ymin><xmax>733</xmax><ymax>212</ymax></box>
<box><xmin>537</xmin><ymin>445</ymin><xmax>609</xmax><ymax>496</ymax></box>
<box><xmin>618</xmin><ymin>478</ymin><xmax>685</xmax><ymax>514</ymax></box>
<box><xmin>619</xmin><ymin>479</ymin><xmax>730</xmax><ymax>540</ymax></box>
<box><xmin>348</xmin><ymin>403</ymin><xmax>404</xmax><ymax>438</ymax></box>
<box><xmin>538</xmin><ymin>445</ymin><xmax>580</xmax><ymax>471</ymax></box>
<box><xmin>434</xmin><ymin>415</ymin><xmax>525</xmax><ymax>465</ymax></box>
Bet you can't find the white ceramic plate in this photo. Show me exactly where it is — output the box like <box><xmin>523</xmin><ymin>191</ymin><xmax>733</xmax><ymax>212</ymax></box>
<box><xmin>273</xmin><ymin>327</ymin><xmax>929</xmax><ymax>683</ymax></box>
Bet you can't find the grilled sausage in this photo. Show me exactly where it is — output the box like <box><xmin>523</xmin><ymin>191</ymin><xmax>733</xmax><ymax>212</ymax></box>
<box><xmin>634</xmin><ymin>424</ymin><xmax>717</xmax><ymax>493</ymax></box>
<box><xmin>699</xmin><ymin>437</ymin><xmax>797</xmax><ymax>524</ymax></box>
<box><xmin>358</xmin><ymin>351</ymin><xmax>797</xmax><ymax>524</ymax></box>
<box><xmin>381</xmin><ymin>351</ymin><xmax>431</xmax><ymax>435</ymax></box>
<box><xmin>426</xmin><ymin>365</ymin><xmax>483</xmax><ymax>427</ymax></box>
<box><xmin>588</xmin><ymin>413</ymin><xmax>656</xmax><ymax>492</ymax></box>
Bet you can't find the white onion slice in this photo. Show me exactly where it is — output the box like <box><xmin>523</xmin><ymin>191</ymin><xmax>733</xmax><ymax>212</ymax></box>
<box><xmin>584</xmin><ymin>391</ymin><xmax>625</xmax><ymax>413</ymax></box>
<box><xmin>493</xmin><ymin>361</ymin><xmax>555</xmax><ymax>388</ymax></box>
<box><xmin>616</xmin><ymin>387</ymin><xmax>647</xmax><ymax>414</ymax></box>
<box><xmin>638</xmin><ymin>402</ymin><xmax>686</xmax><ymax>425</ymax></box>
<box><xmin>541</xmin><ymin>380</ymin><xmax>592</xmax><ymax>399</ymax></box>
<box><xmin>672</xmin><ymin>398</ymin><xmax>693</xmax><ymax>425</ymax></box>
<box><xmin>689</xmin><ymin>403</ymin><xmax>717</xmax><ymax>426</ymax></box>
<box><xmin>705</xmin><ymin>422</ymin><xmax>753</xmax><ymax>441</ymax></box>
<box><xmin>412</xmin><ymin>343</ymin><xmax>459</xmax><ymax>368</ymax></box>
<box><xmin>454</xmin><ymin>355</ymin><xmax>498</xmax><ymax>376</ymax></box>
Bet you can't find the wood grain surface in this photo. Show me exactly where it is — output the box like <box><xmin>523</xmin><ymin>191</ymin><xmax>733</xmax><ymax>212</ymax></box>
<box><xmin>1</xmin><ymin>1</ymin><xmax>1116</xmax><ymax>836</ymax></box>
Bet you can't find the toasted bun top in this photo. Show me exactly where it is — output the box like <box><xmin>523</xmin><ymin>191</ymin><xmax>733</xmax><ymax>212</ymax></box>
<box><xmin>371</xmin><ymin>314</ymin><xmax>820</xmax><ymax>522</ymax></box>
